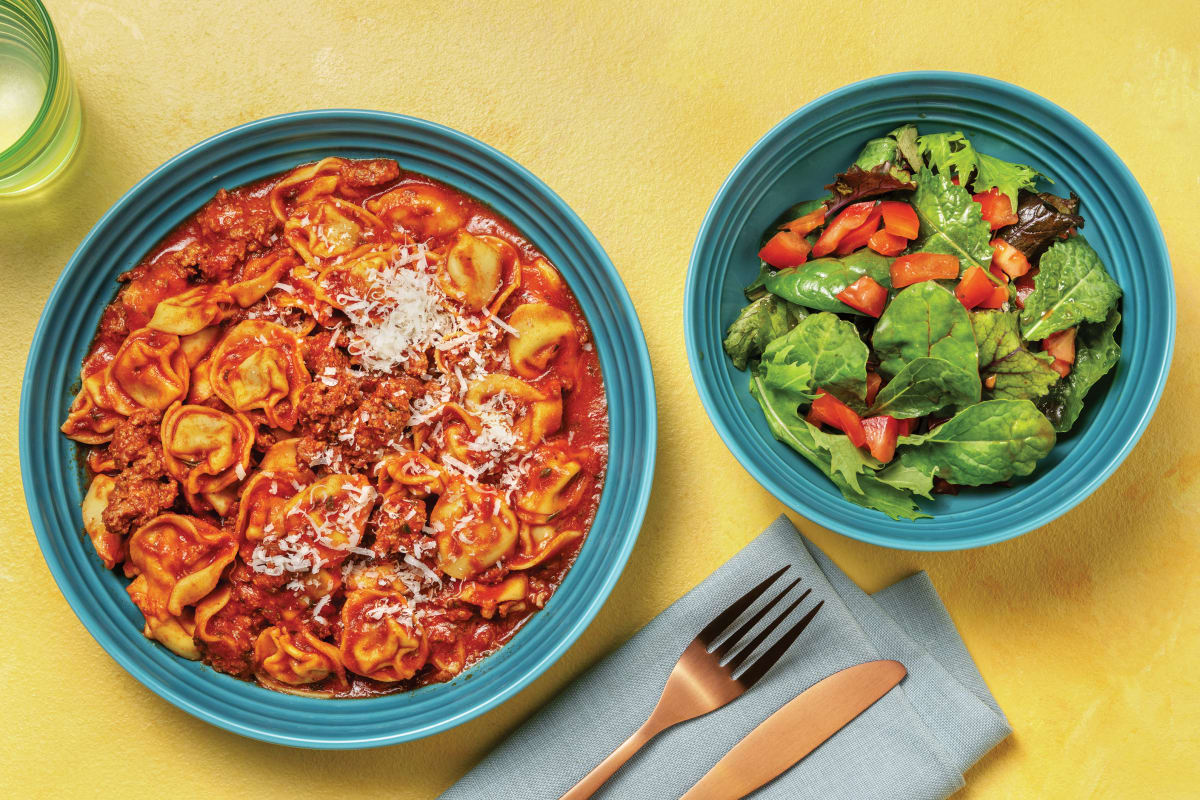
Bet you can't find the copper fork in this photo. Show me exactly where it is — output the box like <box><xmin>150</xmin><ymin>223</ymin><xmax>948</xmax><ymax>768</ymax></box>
<box><xmin>559</xmin><ymin>565</ymin><xmax>824</xmax><ymax>800</ymax></box>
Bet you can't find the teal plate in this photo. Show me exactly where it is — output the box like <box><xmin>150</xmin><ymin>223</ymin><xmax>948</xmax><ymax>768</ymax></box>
<box><xmin>21</xmin><ymin>110</ymin><xmax>656</xmax><ymax>747</ymax></box>
<box><xmin>685</xmin><ymin>72</ymin><xmax>1174</xmax><ymax>550</ymax></box>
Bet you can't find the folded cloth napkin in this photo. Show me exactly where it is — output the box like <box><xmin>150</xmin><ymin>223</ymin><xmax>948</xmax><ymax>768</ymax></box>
<box><xmin>440</xmin><ymin>515</ymin><xmax>1010</xmax><ymax>799</ymax></box>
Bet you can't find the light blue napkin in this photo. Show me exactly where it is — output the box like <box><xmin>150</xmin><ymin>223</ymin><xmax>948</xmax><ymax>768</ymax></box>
<box><xmin>440</xmin><ymin>515</ymin><xmax>1010</xmax><ymax>799</ymax></box>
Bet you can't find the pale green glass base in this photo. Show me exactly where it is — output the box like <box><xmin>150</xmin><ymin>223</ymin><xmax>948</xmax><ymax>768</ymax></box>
<box><xmin>0</xmin><ymin>0</ymin><xmax>81</xmax><ymax>196</ymax></box>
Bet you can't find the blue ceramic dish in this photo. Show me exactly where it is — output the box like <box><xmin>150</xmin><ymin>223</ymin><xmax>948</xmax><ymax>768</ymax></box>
<box><xmin>685</xmin><ymin>72</ymin><xmax>1174</xmax><ymax>551</ymax></box>
<box><xmin>21</xmin><ymin>110</ymin><xmax>656</xmax><ymax>747</ymax></box>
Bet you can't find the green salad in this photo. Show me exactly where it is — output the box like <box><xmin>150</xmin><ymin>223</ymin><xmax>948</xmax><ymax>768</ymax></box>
<box><xmin>723</xmin><ymin>125</ymin><xmax>1123</xmax><ymax>519</ymax></box>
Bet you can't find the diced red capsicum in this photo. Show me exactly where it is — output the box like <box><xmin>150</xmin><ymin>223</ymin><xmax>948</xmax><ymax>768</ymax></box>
<box><xmin>781</xmin><ymin>207</ymin><xmax>827</xmax><ymax>237</ymax></box>
<box><xmin>890</xmin><ymin>253</ymin><xmax>960</xmax><ymax>288</ymax></box>
<box><xmin>896</xmin><ymin>417</ymin><xmax>918</xmax><ymax>437</ymax></box>
<box><xmin>862</xmin><ymin>415</ymin><xmax>900</xmax><ymax>463</ymax></box>
<box><xmin>865</xmin><ymin>372</ymin><xmax>883</xmax><ymax>407</ymax></box>
<box><xmin>972</xmin><ymin>187</ymin><xmax>1019</xmax><ymax>230</ymax></box>
<box><xmin>879</xmin><ymin>201</ymin><xmax>919</xmax><ymax>240</ymax></box>
<box><xmin>868</xmin><ymin>229</ymin><xmax>908</xmax><ymax>256</ymax></box>
<box><xmin>758</xmin><ymin>230</ymin><xmax>811</xmax><ymax>268</ymax></box>
<box><xmin>991</xmin><ymin>237</ymin><xmax>1031</xmax><ymax>279</ymax></box>
<box><xmin>1043</xmin><ymin>327</ymin><xmax>1077</xmax><ymax>377</ymax></box>
<box><xmin>835</xmin><ymin>206</ymin><xmax>883</xmax><ymax>256</ymax></box>
<box><xmin>811</xmin><ymin>202</ymin><xmax>875</xmax><ymax>258</ymax></box>
<box><xmin>809</xmin><ymin>389</ymin><xmax>867</xmax><ymax>448</ymax></box>
<box><xmin>836</xmin><ymin>275</ymin><xmax>888</xmax><ymax>318</ymax></box>
<box><xmin>977</xmin><ymin>283</ymin><xmax>1010</xmax><ymax>309</ymax></box>
<box><xmin>955</xmin><ymin>265</ymin><xmax>994</xmax><ymax>310</ymax></box>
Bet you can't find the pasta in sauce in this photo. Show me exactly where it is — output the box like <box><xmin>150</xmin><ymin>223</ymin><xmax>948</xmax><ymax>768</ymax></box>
<box><xmin>62</xmin><ymin>157</ymin><xmax>608</xmax><ymax>696</ymax></box>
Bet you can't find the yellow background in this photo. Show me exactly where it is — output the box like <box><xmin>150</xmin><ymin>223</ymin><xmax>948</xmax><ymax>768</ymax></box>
<box><xmin>2</xmin><ymin>1</ymin><xmax>1197</xmax><ymax>797</ymax></box>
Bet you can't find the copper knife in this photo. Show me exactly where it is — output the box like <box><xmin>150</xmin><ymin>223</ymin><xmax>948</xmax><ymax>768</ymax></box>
<box><xmin>680</xmin><ymin>659</ymin><xmax>908</xmax><ymax>800</ymax></box>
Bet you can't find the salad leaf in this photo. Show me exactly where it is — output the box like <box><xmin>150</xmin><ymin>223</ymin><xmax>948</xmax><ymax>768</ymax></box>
<box><xmin>871</xmin><ymin>281</ymin><xmax>980</xmax><ymax>380</ymax></box>
<box><xmin>1037</xmin><ymin>309</ymin><xmax>1121</xmax><ymax>432</ymax></box>
<box><xmin>1020</xmin><ymin>236</ymin><xmax>1122</xmax><ymax>340</ymax></box>
<box><xmin>917</xmin><ymin>130</ymin><xmax>1042</xmax><ymax>209</ymax></box>
<box><xmin>898</xmin><ymin>399</ymin><xmax>1057</xmax><ymax>486</ymax></box>
<box><xmin>874</xmin><ymin>460</ymin><xmax>935</xmax><ymax>498</ymax></box>
<box><xmin>746</xmin><ymin>197</ymin><xmax>831</xmax><ymax>299</ymax></box>
<box><xmin>723</xmin><ymin>294</ymin><xmax>807</xmax><ymax>370</ymax></box>
<box><xmin>852</xmin><ymin>136</ymin><xmax>901</xmax><ymax>172</ymax></box>
<box><xmin>750</xmin><ymin>372</ymin><xmax>929</xmax><ymax>520</ymax></box>
<box><xmin>917</xmin><ymin>131</ymin><xmax>980</xmax><ymax>186</ymax></box>
<box><xmin>762</xmin><ymin>312</ymin><xmax>869</xmax><ymax>409</ymax></box>
<box><xmin>891</xmin><ymin>124</ymin><xmax>923</xmax><ymax>173</ymax></box>
<box><xmin>824</xmin><ymin>165</ymin><xmax>912</xmax><ymax>217</ymax></box>
<box><xmin>974</xmin><ymin>152</ymin><xmax>1042</xmax><ymax>212</ymax></box>
<box><xmin>910</xmin><ymin>167</ymin><xmax>994</xmax><ymax>270</ymax></box>
<box><xmin>870</xmin><ymin>357</ymin><xmax>980</xmax><ymax>418</ymax></box>
<box><xmin>973</xmin><ymin>310</ymin><xmax>1061</xmax><ymax>401</ymax></box>
<box><xmin>1001</xmin><ymin>191</ymin><xmax>1084</xmax><ymax>260</ymax></box>
<box><xmin>759</xmin><ymin>355</ymin><xmax>817</xmax><ymax>410</ymax></box>
<box><xmin>765</xmin><ymin>250</ymin><xmax>893</xmax><ymax>315</ymax></box>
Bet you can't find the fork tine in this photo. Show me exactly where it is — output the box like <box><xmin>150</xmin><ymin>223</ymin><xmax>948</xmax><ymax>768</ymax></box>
<box><xmin>722</xmin><ymin>588</ymin><xmax>811</xmax><ymax>674</ymax></box>
<box><xmin>735</xmin><ymin>600</ymin><xmax>825</xmax><ymax>689</ymax></box>
<box><xmin>711</xmin><ymin>577</ymin><xmax>801</xmax><ymax>660</ymax></box>
<box><xmin>695</xmin><ymin>565</ymin><xmax>789</xmax><ymax>647</ymax></box>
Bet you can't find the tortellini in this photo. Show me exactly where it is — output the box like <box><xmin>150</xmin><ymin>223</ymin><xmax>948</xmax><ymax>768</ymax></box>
<box><xmin>506</xmin><ymin>302</ymin><xmax>578</xmax><ymax>379</ymax></box>
<box><xmin>147</xmin><ymin>285</ymin><xmax>232</xmax><ymax>335</ymax></box>
<box><xmin>457</xmin><ymin>574</ymin><xmax>529</xmax><ymax>619</ymax></box>
<box><xmin>228</xmin><ymin>249</ymin><xmax>300</xmax><ymax>307</ymax></box>
<box><xmin>437</xmin><ymin>231</ymin><xmax>519</xmax><ymax>313</ymax></box>
<box><xmin>339</xmin><ymin>589</ymin><xmax>429</xmax><ymax>681</ymax></box>
<box><xmin>431</xmin><ymin>479</ymin><xmax>520</xmax><ymax>579</ymax></box>
<box><xmin>274</xmin><ymin>474</ymin><xmax>376</xmax><ymax>566</ymax></box>
<box><xmin>255</xmin><ymin>626</ymin><xmax>346</xmax><ymax>689</ymax></box>
<box><xmin>284</xmin><ymin>196</ymin><xmax>388</xmax><ymax>263</ymax></box>
<box><xmin>513</xmin><ymin>445</ymin><xmax>588</xmax><ymax>525</ymax></box>
<box><xmin>82</xmin><ymin>474</ymin><xmax>121</xmax><ymax>569</ymax></box>
<box><xmin>161</xmin><ymin>402</ymin><xmax>255</xmax><ymax>495</ymax></box>
<box><xmin>209</xmin><ymin>320</ymin><xmax>309</xmax><ymax>430</ymax></box>
<box><xmin>466</xmin><ymin>374</ymin><xmax>562</xmax><ymax>450</ymax></box>
<box><xmin>374</xmin><ymin>450</ymin><xmax>445</xmax><ymax>498</ymax></box>
<box><xmin>107</xmin><ymin>327</ymin><xmax>191</xmax><ymax>415</ymax></box>
<box><xmin>127</xmin><ymin>514</ymin><xmax>238</xmax><ymax>617</ymax></box>
<box><xmin>368</xmin><ymin>182</ymin><xmax>466</xmax><ymax>240</ymax></box>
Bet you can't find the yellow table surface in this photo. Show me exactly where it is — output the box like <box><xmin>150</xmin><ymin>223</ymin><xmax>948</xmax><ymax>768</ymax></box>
<box><xmin>2</xmin><ymin>1</ymin><xmax>1197</xmax><ymax>797</ymax></box>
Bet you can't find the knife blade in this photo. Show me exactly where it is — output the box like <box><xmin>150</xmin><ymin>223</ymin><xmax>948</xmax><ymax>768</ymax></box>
<box><xmin>680</xmin><ymin>659</ymin><xmax>907</xmax><ymax>800</ymax></box>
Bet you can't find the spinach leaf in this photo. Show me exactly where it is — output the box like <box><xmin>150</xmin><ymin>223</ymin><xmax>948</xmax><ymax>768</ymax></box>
<box><xmin>910</xmin><ymin>167</ymin><xmax>994</xmax><ymax>270</ymax></box>
<box><xmin>871</xmin><ymin>281</ymin><xmax>980</xmax><ymax>381</ymax></box>
<box><xmin>1037</xmin><ymin>309</ymin><xmax>1121</xmax><ymax>432</ymax></box>
<box><xmin>973</xmin><ymin>310</ymin><xmax>1060</xmax><ymax>401</ymax></box>
<box><xmin>870</xmin><ymin>357</ymin><xmax>980</xmax><ymax>418</ymax></box>
<box><xmin>875</xmin><ymin>460</ymin><xmax>935</xmax><ymax>498</ymax></box>
<box><xmin>824</xmin><ymin>165</ymin><xmax>913</xmax><ymax>217</ymax></box>
<box><xmin>746</xmin><ymin>197</ymin><xmax>832</xmax><ymax>300</ymax></box>
<box><xmin>750</xmin><ymin>372</ymin><xmax>929</xmax><ymax>519</ymax></box>
<box><xmin>1020</xmin><ymin>236</ymin><xmax>1122</xmax><ymax>340</ymax></box>
<box><xmin>762</xmin><ymin>312</ymin><xmax>869</xmax><ymax>409</ymax></box>
<box><xmin>765</xmin><ymin>250</ymin><xmax>893</xmax><ymax>315</ymax></box>
<box><xmin>723</xmin><ymin>295</ymin><xmax>807</xmax><ymax>370</ymax></box>
<box><xmin>898</xmin><ymin>399</ymin><xmax>1056</xmax><ymax>486</ymax></box>
<box><xmin>917</xmin><ymin>131</ymin><xmax>1042</xmax><ymax>210</ymax></box>
<box><xmin>1002</xmin><ymin>191</ymin><xmax>1085</xmax><ymax>260</ymax></box>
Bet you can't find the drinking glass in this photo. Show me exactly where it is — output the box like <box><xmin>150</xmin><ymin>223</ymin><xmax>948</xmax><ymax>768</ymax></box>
<box><xmin>0</xmin><ymin>0</ymin><xmax>80</xmax><ymax>196</ymax></box>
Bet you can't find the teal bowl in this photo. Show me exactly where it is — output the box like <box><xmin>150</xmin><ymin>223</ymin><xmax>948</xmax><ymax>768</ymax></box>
<box><xmin>21</xmin><ymin>111</ymin><xmax>656</xmax><ymax>746</ymax></box>
<box><xmin>685</xmin><ymin>72</ymin><xmax>1174</xmax><ymax>550</ymax></box>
